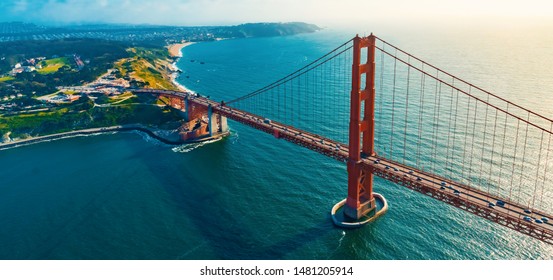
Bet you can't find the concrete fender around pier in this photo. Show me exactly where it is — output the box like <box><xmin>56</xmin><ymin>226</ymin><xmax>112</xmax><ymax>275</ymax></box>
<box><xmin>331</xmin><ymin>193</ymin><xmax>388</xmax><ymax>228</ymax></box>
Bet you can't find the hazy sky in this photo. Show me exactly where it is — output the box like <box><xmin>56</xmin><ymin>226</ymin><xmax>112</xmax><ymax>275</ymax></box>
<box><xmin>0</xmin><ymin>0</ymin><xmax>552</xmax><ymax>27</ymax></box>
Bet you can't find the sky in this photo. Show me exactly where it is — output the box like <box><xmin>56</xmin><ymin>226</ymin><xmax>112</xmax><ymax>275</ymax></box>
<box><xmin>0</xmin><ymin>0</ymin><xmax>552</xmax><ymax>27</ymax></box>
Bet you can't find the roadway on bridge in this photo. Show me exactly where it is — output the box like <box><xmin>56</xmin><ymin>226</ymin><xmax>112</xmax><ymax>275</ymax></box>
<box><xmin>135</xmin><ymin>89</ymin><xmax>553</xmax><ymax>244</ymax></box>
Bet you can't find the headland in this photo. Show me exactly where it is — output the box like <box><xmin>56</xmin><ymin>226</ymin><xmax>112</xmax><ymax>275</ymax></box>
<box><xmin>0</xmin><ymin>22</ymin><xmax>320</xmax><ymax>149</ymax></box>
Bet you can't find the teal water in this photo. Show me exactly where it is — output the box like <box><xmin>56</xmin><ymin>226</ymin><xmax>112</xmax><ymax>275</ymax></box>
<box><xmin>1</xmin><ymin>26</ymin><xmax>552</xmax><ymax>259</ymax></box>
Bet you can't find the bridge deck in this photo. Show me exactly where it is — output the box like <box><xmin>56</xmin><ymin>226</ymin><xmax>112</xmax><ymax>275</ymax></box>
<box><xmin>135</xmin><ymin>89</ymin><xmax>553</xmax><ymax>245</ymax></box>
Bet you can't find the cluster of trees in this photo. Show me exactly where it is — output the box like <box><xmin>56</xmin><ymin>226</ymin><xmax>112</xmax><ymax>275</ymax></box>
<box><xmin>0</xmin><ymin>100</ymin><xmax>182</xmax><ymax>138</ymax></box>
<box><xmin>0</xmin><ymin>38</ymin><xmax>131</xmax><ymax>98</ymax></box>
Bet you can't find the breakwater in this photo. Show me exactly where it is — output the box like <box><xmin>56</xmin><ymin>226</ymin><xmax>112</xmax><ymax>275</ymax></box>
<box><xmin>0</xmin><ymin>124</ymin><xmax>184</xmax><ymax>150</ymax></box>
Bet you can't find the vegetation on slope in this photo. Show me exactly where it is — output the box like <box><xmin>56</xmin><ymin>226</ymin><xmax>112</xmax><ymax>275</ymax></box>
<box><xmin>114</xmin><ymin>47</ymin><xmax>178</xmax><ymax>90</ymax></box>
<box><xmin>0</xmin><ymin>39</ymin><xmax>130</xmax><ymax>98</ymax></box>
<box><xmin>0</xmin><ymin>95</ymin><xmax>182</xmax><ymax>138</ymax></box>
<box><xmin>36</xmin><ymin>57</ymin><xmax>71</xmax><ymax>74</ymax></box>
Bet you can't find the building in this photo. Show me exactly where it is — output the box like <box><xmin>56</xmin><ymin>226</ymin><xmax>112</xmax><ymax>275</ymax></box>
<box><xmin>11</xmin><ymin>67</ymin><xmax>23</xmax><ymax>75</ymax></box>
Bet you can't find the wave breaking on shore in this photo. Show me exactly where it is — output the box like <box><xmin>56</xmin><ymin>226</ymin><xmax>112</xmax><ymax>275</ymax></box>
<box><xmin>168</xmin><ymin>42</ymin><xmax>196</xmax><ymax>94</ymax></box>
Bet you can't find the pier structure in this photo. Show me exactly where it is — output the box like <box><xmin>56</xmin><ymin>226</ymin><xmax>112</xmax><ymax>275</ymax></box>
<box><xmin>136</xmin><ymin>89</ymin><xmax>229</xmax><ymax>142</ymax></box>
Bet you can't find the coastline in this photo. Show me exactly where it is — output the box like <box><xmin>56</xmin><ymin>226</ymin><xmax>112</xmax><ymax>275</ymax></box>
<box><xmin>0</xmin><ymin>124</ymin><xmax>185</xmax><ymax>150</ymax></box>
<box><xmin>1</xmin><ymin>43</ymin><xmax>200</xmax><ymax>151</ymax></box>
<box><xmin>167</xmin><ymin>42</ymin><xmax>196</xmax><ymax>93</ymax></box>
<box><xmin>168</xmin><ymin>42</ymin><xmax>194</xmax><ymax>58</ymax></box>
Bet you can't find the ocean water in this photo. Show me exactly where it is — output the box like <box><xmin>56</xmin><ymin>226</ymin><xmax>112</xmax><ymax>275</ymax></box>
<box><xmin>1</xmin><ymin>26</ymin><xmax>552</xmax><ymax>259</ymax></box>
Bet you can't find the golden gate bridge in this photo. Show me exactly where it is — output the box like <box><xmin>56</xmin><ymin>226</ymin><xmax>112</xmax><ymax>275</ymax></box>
<box><xmin>134</xmin><ymin>34</ymin><xmax>553</xmax><ymax>245</ymax></box>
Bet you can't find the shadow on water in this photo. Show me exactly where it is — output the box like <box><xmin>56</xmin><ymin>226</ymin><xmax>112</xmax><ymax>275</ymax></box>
<box><xmin>120</xmin><ymin>133</ymin><xmax>335</xmax><ymax>259</ymax></box>
<box><xmin>30</xmin><ymin>180</ymin><xmax>119</xmax><ymax>260</ymax></box>
<box><xmin>0</xmin><ymin>134</ymin><xmax>137</xmax><ymax>259</ymax></box>
<box><xmin>0</xmin><ymin>129</ymin><xmax>338</xmax><ymax>260</ymax></box>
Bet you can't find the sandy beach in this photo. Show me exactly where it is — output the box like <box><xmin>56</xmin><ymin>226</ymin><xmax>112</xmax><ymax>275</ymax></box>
<box><xmin>167</xmin><ymin>42</ymin><xmax>196</xmax><ymax>93</ymax></box>
<box><xmin>167</xmin><ymin>42</ymin><xmax>195</xmax><ymax>57</ymax></box>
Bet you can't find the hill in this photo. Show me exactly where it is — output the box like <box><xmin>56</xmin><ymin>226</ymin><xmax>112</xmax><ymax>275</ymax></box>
<box><xmin>0</xmin><ymin>22</ymin><xmax>321</xmax><ymax>45</ymax></box>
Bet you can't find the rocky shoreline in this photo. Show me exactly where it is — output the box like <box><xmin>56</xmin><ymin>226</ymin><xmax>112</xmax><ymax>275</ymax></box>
<box><xmin>1</xmin><ymin>42</ymin><xmax>211</xmax><ymax>151</ymax></box>
<box><xmin>0</xmin><ymin>124</ymin><xmax>185</xmax><ymax>150</ymax></box>
<box><xmin>167</xmin><ymin>42</ymin><xmax>196</xmax><ymax>93</ymax></box>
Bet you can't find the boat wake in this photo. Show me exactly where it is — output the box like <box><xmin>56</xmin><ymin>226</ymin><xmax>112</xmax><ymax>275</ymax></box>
<box><xmin>338</xmin><ymin>230</ymin><xmax>346</xmax><ymax>247</ymax></box>
<box><xmin>230</xmin><ymin>130</ymin><xmax>239</xmax><ymax>144</ymax></box>
<box><xmin>326</xmin><ymin>231</ymin><xmax>346</xmax><ymax>260</ymax></box>
<box><xmin>172</xmin><ymin>137</ymin><xmax>222</xmax><ymax>153</ymax></box>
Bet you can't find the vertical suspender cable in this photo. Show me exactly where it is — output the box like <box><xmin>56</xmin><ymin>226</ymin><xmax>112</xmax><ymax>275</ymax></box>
<box><xmin>432</xmin><ymin>75</ymin><xmax>442</xmax><ymax>176</ymax></box>
<box><xmin>320</xmin><ymin>56</ymin><xmax>323</xmax><ymax>136</ymax></box>
<box><xmin>488</xmin><ymin>109</ymin><xmax>499</xmax><ymax>196</ymax></box>
<box><xmin>297</xmin><ymin>72</ymin><xmax>301</xmax><ymax>128</ymax></box>
<box><xmin>531</xmin><ymin>130</ymin><xmax>545</xmax><ymax>210</ymax></box>
<box><xmin>519</xmin><ymin>112</ymin><xmax>530</xmax><ymax>207</ymax></box>
<box><xmin>478</xmin><ymin>95</ymin><xmax>490</xmax><ymax>188</ymax></box>
<box><xmin>539</xmin><ymin>123</ymin><xmax>552</xmax><ymax>211</ymax></box>
<box><xmin>270</xmin><ymin>82</ymin><xmax>273</xmax><ymax>118</ymax></box>
<box><xmin>446</xmin><ymin>79</ymin><xmax>455</xmax><ymax>178</ymax></box>
<box><xmin>403</xmin><ymin>57</ymin><xmax>411</xmax><ymax>165</ymax></box>
<box><xmin>417</xmin><ymin>71</ymin><xmax>426</xmax><ymax>168</ymax></box>
<box><xmin>509</xmin><ymin>119</ymin><xmax>520</xmax><ymax>205</ymax></box>
<box><xmin>379</xmin><ymin>45</ymin><xmax>385</xmax><ymax>148</ymax></box>
<box><xmin>451</xmin><ymin>89</ymin><xmax>461</xmax><ymax>182</ymax></box>
<box><xmin>429</xmin><ymin>69</ymin><xmax>440</xmax><ymax>177</ymax></box>
<box><xmin>290</xmin><ymin>72</ymin><xmax>293</xmax><ymax>127</ymax></box>
<box><xmin>498</xmin><ymin>105</ymin><xmax>509</xmax><ymax>196</ymax></box>
<box><xmin>277</xmin><ymin>85</ymin><xmax>280</xmax><ymax>121</ymax></box>
<box><xmin>468</xmin><ymin>101</ymin><xmax>478</xmax><ymax>187</ymax></box>
<box><xmin>390</xmin><ymin>48</ymin><xmax>398</xmax><ymax>160</ymax></box>
<box><xmin>284</xmin><ymin>81</ymin><xmax>288</xmax><ymax>124</ymax></box>
<box><xmin>343</xmin><ymin>44</ymin><xmax>349</xmax><ymax>143</ymax></box>
<box><xmin>313</xmin><ymin>58</ymin><xmax>318</xmax><ymax>137</ymax></box>
<box><xmin>461</xmin><ymin>89</ymin><xmax>472</xmax><ymax>183</ymax></box>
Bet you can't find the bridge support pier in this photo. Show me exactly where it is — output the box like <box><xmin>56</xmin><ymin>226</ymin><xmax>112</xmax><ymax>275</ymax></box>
<box><xmin>208</xmin><ymin>104</ymin><xmax>229</xmax><ymax>137</ymax></box>
<box><xmin>332</xmin><ymin>34</ymin><xmax>387</xmax><ymax>228</ymax></box>
<box><xmin>343</xmin><ymin>162</ymin><xmax>376</xmax><ymax>220</ymax></box>
<box><xmin>183</xmin><ymin>96</ymin><xmax>189</xmax><ymax>120</ymax></box>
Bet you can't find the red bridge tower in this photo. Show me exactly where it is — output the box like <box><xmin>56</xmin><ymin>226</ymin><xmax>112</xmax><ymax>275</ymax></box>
<box><xmin>332</xmin><ymin>34</ymin><xmax>388</xmax><ymax>227</ymax></box>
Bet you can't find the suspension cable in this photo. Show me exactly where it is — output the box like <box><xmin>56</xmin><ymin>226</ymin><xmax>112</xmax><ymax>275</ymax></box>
<box><xmin>227</xmin><ymin>39</ymin><xmax>353</xmax><ymax>104</ymax></box>
<box><xmin>374</xmin><ymin>35</ymin><xmax>553</xmax><ymax>125</ymax></box>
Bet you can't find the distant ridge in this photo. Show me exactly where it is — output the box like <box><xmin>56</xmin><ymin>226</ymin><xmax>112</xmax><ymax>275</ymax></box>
<box><xmin>230</xmin><ymin>22</ymin><xmax>321</xmax><ymax>37</ymax></box>
<box><xmin>0</xmin><ymin>22</ymin><xmax>321</xmax><ymax>45</ymax></box>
